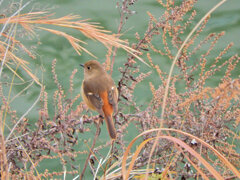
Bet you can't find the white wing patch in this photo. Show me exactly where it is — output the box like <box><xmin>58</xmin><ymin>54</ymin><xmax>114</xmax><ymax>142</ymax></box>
<box><xmin>87</xmin><ymin>92</ymin><xmax>93</xmax><ymax>95</ymax></box>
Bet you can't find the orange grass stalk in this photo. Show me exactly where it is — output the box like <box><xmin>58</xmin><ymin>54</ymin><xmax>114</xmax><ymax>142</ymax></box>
<box><xmin>122</xmin><ymin>128</ymin><xmax>240</xmax><ymax>179</ymax></box>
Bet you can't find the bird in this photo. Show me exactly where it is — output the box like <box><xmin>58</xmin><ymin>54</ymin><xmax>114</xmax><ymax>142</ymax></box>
<box><xmin>80</xmin><ymin>60</ymin><xmax>118</xmax><ymax>139</ymax></box>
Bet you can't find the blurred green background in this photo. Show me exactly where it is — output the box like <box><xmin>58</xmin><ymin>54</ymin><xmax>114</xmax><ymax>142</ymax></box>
<box><xmin>10</xmin><ymin>0</ymin><xmax>240</xmax><ymax>117</ymax></box>
<box><xmin>1</xmin><ymin>0</ymin><xmax>240</xmax><ymax>179</ymax></box>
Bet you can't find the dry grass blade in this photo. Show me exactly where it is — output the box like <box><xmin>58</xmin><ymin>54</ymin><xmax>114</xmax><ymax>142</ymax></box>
<box><xmin>0</xmin><ymin>37</ymin><xmax>39</xmax><ymax>84</ymax></box>
<box><xmin>122</xmin><ymin>128</ymin><xmax>240</xmax><ymax>179</ymax></box>
<box><xmin>38</xmin><ymin>27</ymin><xmax>96</xmax><ymax>57</ymax></box>
<box><xmin>0</xmin><ymin>12</ymin><xmax>148</xmax><ymax>66</ymax></box>
<box><xmin>122</xmin><ymin>134</ymin><xmax>220</xmax><ymax>179</ymax></box>
<box><xmin>122</xmin><ymin>138</ymin><xmax>153</xmax><ymax>179</ymax></box>
<box><xmin>0</xmin><ymin>127</ymin><xmax>9</xmax><ymax>180</ymax></box>
<box><xmin>162</xmin><ymin>135</ymin><xmax>223</xmax><ymax>180</ymax></box>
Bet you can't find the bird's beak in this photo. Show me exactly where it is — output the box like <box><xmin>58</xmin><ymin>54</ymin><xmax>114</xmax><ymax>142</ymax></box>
<box><xmin>80</xmin><ymin>64</ymin><xmax>84</xmax><ymax>68</ymax></box>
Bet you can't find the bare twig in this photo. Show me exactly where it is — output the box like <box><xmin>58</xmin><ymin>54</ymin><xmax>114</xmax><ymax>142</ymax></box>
<box><xmin>80</xmin><ymin>122</ymin><xmax>101</xmax><ymax>180</ymax></box>
<box><xmin>110</xmin><ymin>0</ymin><xmax>128</xmax><ymax>75</ymax></box>
<box><xmin>6</xmin><ymin>84</ymin><xmax>43</xmax><ymax>141</ymax></box>
<box><xmin>0</xmin><ymin>1</ymin><xmax>31</xmax><ymax>38</ymax></box>
<box><xmin>0</xmin><ymin>127</ymin><xmax>9</xmax><ymax>179</ymax></box>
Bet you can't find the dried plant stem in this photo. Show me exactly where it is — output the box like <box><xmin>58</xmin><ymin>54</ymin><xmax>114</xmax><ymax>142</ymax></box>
<box><xmin>2</xmin><ymin>68</ymin><xmax>42</xmax><ymax>179</ymax></box>
<box><xmin>2</xmin><ymin>62</ymin><xmax>21</xmax><ymax>134</ymax></box>
<box><xmin>145</xmin><ymin>0</ymin><xmax>227</xmax><ymax>179</ymax></box>
<box><xmin>0</xmin><ymin>27</ymin><xmax>15</xmax><ymax>82</ymax></box>
<box><xmin>80</xmin><ymin>122</ymin><xmax>100</xmax><ymax>180</ymax></box>
<box><xmin>10</xmin><ymin>80</ymin><xmax>34</xmax><ymax>103</ymax></box>
<box><xmin>94</xmin><ymin>142</ymin><xmax>114</xmax><ymax>179</ymax></box>
<box><xmin>110</xmin><ymin>0</ymin><xmax>127</xmax><ymax>75</ymax></box>
<box><xmin>6</xmin><ymin>84</ymin><xmax>43</xmax><ymax>141</ymax></box>
<box><xmin>0</xmin><ymin>0</ymin><xmax>31</xmax><ymax>80</ymax></box>
<box><xmin>93</xmin><ymin>158</ymin><xmax>103</xmax><ymax>180</ymax></box>
<box><xmin>122</xmin><ymin>128</ymin><xmax>240</xmax><ymax>179</ymax></box>
<box><xmin>0</xmin><ymin>1</ymin><xmax>31</xmax><ymax>38</ymax></box>
<box><xmin>13</xmin><ymin>132</ymin><xmax>41</xmax><ymax>179</ymax></box>
<box><xmin>0</xmin><ymin>128</ymin><xmax>9</xmax><ymax>179</ymax></box>
<box><xmin>118</xmin><ymin>24</ymin><xmax>157</xmax><ymax>96</ymax></box>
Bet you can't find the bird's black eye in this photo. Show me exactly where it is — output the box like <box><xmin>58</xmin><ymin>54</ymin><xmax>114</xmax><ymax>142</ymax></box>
<box><xmin>87</xmin><ymin>66</ymin><xmax>91</xmax><ymax>70</ymax></box>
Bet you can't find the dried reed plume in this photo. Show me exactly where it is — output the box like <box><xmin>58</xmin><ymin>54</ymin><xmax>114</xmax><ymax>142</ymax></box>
<box><xmin>0</xmin><ymin>7</ymin><xmax>146</xmax><ymax>85</ymax></box>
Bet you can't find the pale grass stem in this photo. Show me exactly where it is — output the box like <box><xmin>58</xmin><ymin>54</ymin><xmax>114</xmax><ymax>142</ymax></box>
<box><xmin>145</xmin><ymin>0</ymin><xmax>228</xmax><ymax>179</ymax></box>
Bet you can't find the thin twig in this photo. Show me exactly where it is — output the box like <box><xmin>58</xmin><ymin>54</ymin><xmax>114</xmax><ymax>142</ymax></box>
<box><xmin>110</xmin><ymin>0</ymin><xmax>128</xmax><ymax>75</ymax></box>
<box><xmin>94</xmin><ymin>144</ymin><xmax>113</xmax><ymax>179</ymax></box>
<box><xmin>80</xmin><ymin>122</ymin><xmax>100</xmax><ymax>180</ymax></box>
<box><xmin>117</xmin><ymin>21</ymin><xmax>157</xmax><ymax>97</ymax></box>
<box><xmin>0</xmin><ymin>127</ymin><xmax>9</xmax><ymax>179</ymax></box>
<box><xmin>0</xmin><ymin>28</ymin><xmax>15</xmax><ymax>81</ymax></box>
<box><xmin>103</xmin><ymin>140</ymin><xmax>115</xmax><ymax>179</ymax></box>
<box><xmin>6</xmin><ymin>84</ymin><xmax>43</xmax><ymax>141</ymax></box>
<box><xmin>0</xmin><ymin>1</ymin><xmax>31</xmax><ymax>38</ymax></box>
<box><xmin>0</xmin><ymin>1</ymin><xmax>31</xmax><ymax>80</ymax></box>
<box><xmin>10</xmin><ymin>80</ymin><xmax>34</xmax><ymax>103</ymax></box>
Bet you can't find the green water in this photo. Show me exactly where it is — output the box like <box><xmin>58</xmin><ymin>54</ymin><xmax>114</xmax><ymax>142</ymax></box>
<box><xmin>2</xmin><ymin>0</ymin><xmax>240</xmax><ymax>179</ymax></box>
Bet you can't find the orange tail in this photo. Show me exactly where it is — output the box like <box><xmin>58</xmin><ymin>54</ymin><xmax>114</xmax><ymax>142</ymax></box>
<box><xmin>104</xmin><ymin>115</ymin><xmax>116</xmax><ymax>139</ymax></box>
<box><xmin>100</xmin><ymin>91</ymin><xmax>117</xmax><ymax>139</ymax></box>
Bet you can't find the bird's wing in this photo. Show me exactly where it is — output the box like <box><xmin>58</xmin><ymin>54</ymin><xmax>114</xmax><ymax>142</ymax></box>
<box><xmin>83</xmin><ymin>80</ymin><xmax>104</xmax><ymax>115</ymax></box>
<box><xmin>108</xmin><ymin>86</ymin><xmax>118</xmax><ymax>114</ymax></box>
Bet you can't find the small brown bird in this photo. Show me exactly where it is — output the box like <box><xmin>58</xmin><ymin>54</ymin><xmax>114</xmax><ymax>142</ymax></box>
<box><xmin>80</xmin><ymin>60</ymin><xmax>118</xmax><ymax>139</ymax></box>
